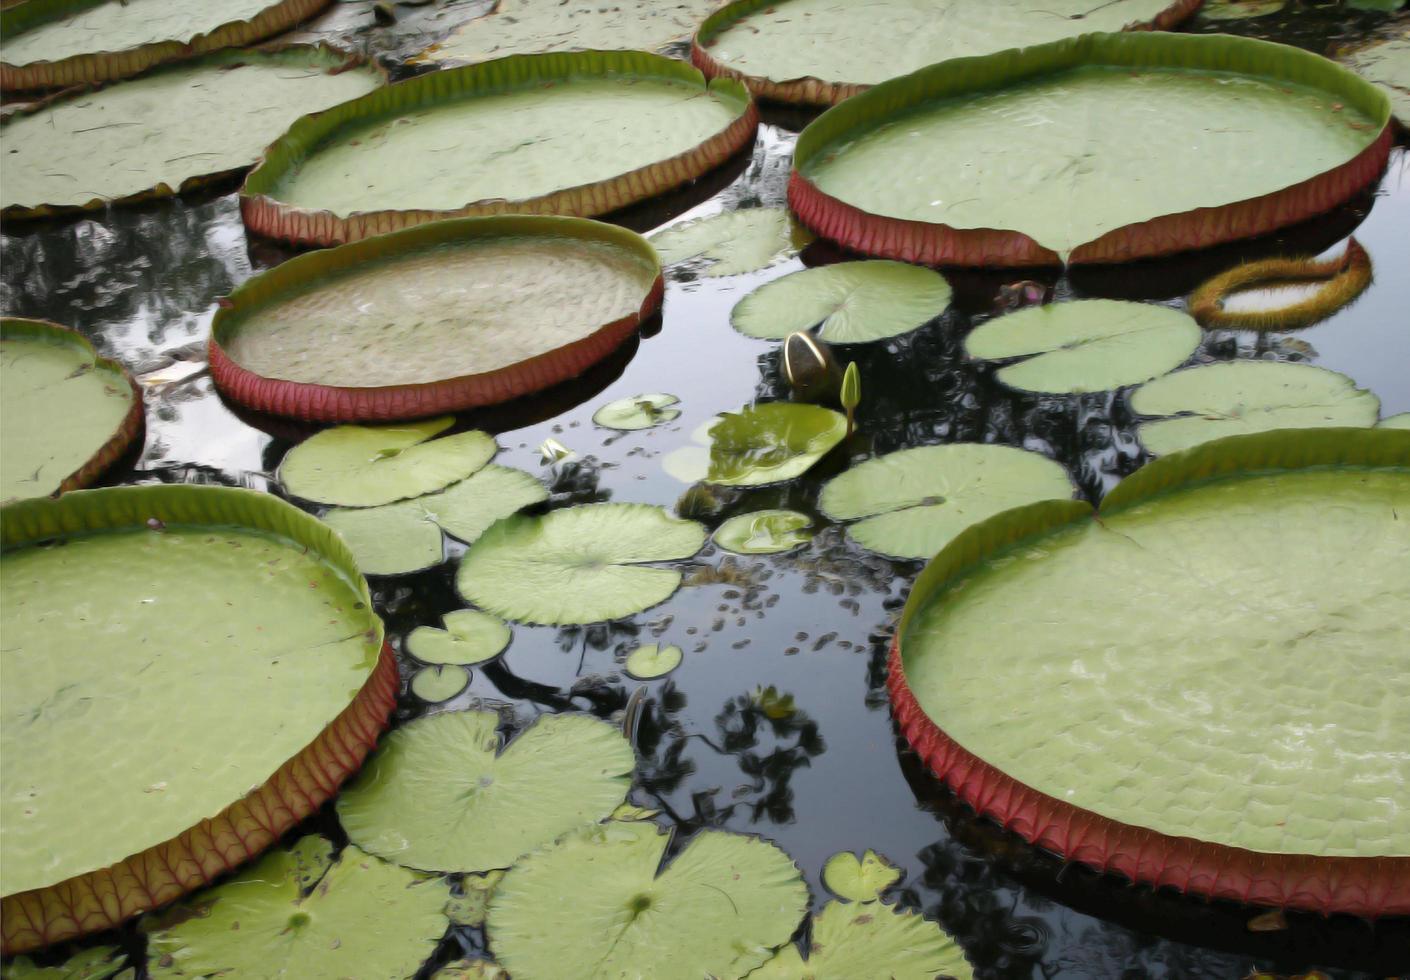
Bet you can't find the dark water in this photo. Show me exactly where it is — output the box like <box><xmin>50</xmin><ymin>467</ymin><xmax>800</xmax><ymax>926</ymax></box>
<box><xmin>3</xmin><ymin>4</ymin><xmax>1410</xmax><ymax>978</ymax></box>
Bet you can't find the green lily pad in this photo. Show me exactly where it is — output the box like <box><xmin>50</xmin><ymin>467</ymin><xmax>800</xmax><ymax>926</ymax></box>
<box><xmin>731</xmin><ymin>261</ymin><xmax>952</xmax><ymax>343</ymax></box>
<box><xmin>487</xmin><ymin>821</ymin><xmax>809</xmax><ymax>980</ymax></box>
<box><xmin>1381</xmin><ymin>413</ymin><xmax>1410</xmax><ymax>430</ymax></box>
<box><xmin>593</xmin><ymin>393</ymin><xmax>682</xmax><ymax>431</ymax></box>
<box><xmin>650</xmin><ymin>208</ymin><xmax>812</xmax><ymax>277</ymax></box>
<box><xmin>321</xmin><ymin>464</ymin><xmax>548</xmax><ymax>574</ymax></box>
<box><xmin>744</xmin><ymin>901</ymin><xmax>974</xmax><ymax>980</ymax></box>
<box><xmin>280</xmin><ymin>417</ymin><xmax>497</xmax><ymax>507</ymax></box>
<box><xmin>0</xmin><ymin>946</ymin><xmax>126</xmax><ymax>980</ymax></box>
<box><xmin>706</xmin><ymin>403</ymin><xmax>848</xmax><ymax>487</ymax></box>
<box><xmin>1</xmin><ymin>318</ymin><xmax>140</xmax><ymax>505</ymax></box>
<box><xmin>819</xmin><ymin>444</ymin><xmax>1074</xmax><ymax>560</ymax></box>
<box><xmin>1131</xmin><ymin>361</ymin><xmax>1380</xmax><ymax>456</ymax></box>
<box><xmin>1342</xmin><ymin>31</ymin><xmax>1410</xmax><ymax>126</ymax></box>
<box><xmin>143</xmin><ymin>839</ymin><xmax>447</xmax><ymax>979</ymax></box>
<box><xmin>1200</xmin><ymin>0</ymin><xmax>1287</xmax><ymax>19</ymax></box>
<box><xmin>444</xmin><ymin>870</ymin><xmax>504</xmax><ymax>928</ymax></box>
<box><xmin>963</xmin><ymin>300</ymin><xmax>1201</xmax><ymax>394</ymax></box>
<box><xmin>410</xmin><ymin>664</ymin><xmax>471</xmax><ymax>703</ymax></box>
<box><xmin>338</xmin><ymin>710</ymin><xmax>634</xmax><ymax>873</ymax></box>
<box><xmin>714</xmin><ymin>509</ymin><xmax>813</xmax><ymax>555</ymax></box>
<box><xmin>407</xmin><ymin>609</ymin><xmax>511</xmax><ymax>666</ymax></box>
<box><xmin>821</xmin><ymin>849</ymin><xmax>901</xmax><ymax>903</ymax></box>
<box><xmin>457</xmin><ymin>503</ymin><xmax>706</xmax><ymax>625</ymax></box>
<box><xmin>624</xmin><ymin>643</ymin><xmax>684</xmax><ymax>679</ymax></box>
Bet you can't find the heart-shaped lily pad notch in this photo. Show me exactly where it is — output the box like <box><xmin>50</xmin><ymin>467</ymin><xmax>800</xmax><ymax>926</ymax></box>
<box><xmin>714</xmin><ymin>509</ymin><xmax>813</xmax><ymax>555</ymax></box>
<box><xmin>458</xmin><ymin>503</ymin><xmax>706</xmax><ymax>625</ymax></box>
<box><xmin>731</xmin><ymin>261</ymin><xmax>952</xmax><ymax>343</ymax></box>
<box><xmin>322</xmin><ymin>464</ymin><xmax>549</xmax><ymax>575</ymax></box>
<box><xmin>338</xmin><ymin>710</ymin><xmax>634</xmax><ymax>873</ymax></box>
<box><xmin>281</xmin><ymin>417</ymin><xmax>496</xmax><ymax>507</ymax></box>
<box><xmin>0</xmin><ymin>945</ymin><xmax>128</xmax><ymax>980</ymax></box>
<box><xmin>410</xmin><ymin>664</ymin><xmax>471</xmax><ymax>703</ymax></box>
<box><xmin>593</xmin><ymin>392</ymin><xmax>682</xmax><ymax>431</ymax></box>
<box><xmin>624</xmin><ymin>643</ymin><xmax>683</xmax><ymax>680</ymax></box>
<box><xmin>963</xmin><ymin>300</ymin><xmax>1201</xmax><ymax>394</ymax></box>
<box><xmin>819</xmin><ymin>444</ymin><xmax>1074</xmax><ymax>560</ymax></box>
<box><xmin>822</xmin><ymin>848</ymin><xmax>901</xmax><ymax>903</ymax></box>
<box><xmin>707</xmin><ymin>403</ymin><xmax>848</xmax><ymax>487</ymax></box>
<box><xmin>1131</xmin><ymin>361</ymin><xmax>1380</xmax><ymax>456</ymax></box>
<box><xmin>650</xmin><ymin>208</ymin><xmax>812</xmax><ymax>277</ymax></box>
<box><xmin>488</xmin><ymin>821</ymin><xmax>809</xmax><ymax>980</ymax></box>
<box><xmin>143</xmin><ymin>837</ymin><xmax>447</xmax><ymax>979</ymax></box>
<box><xmin>745</xmin><ymin>900</ymin><xmax>974</xmax><ymax>980</ymax></box>
<box><xmin>408</xmin><ymin>609</ymin><xmax>511</xmax><ymax>666</ymax></box>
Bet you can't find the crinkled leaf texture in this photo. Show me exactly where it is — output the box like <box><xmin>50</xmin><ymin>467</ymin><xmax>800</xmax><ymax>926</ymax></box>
<box><xmin>706</xmin><ymin>403</ymin><xmax>847</xmax><ymax>487</ymax></box>
<box><xmin>714</xmin><ymin>509</ymin><xmax>813</xmax><ymax>554</ymax></box>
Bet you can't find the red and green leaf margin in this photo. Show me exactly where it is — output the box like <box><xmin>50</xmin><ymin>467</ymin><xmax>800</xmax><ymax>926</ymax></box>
<box><xmin>0</xmin><ymin>485</ymin><xmax>398</xmax><ymax>954</ymax></box>
<box><xmin>239</xmin><ymin>49</ymin><xmax>759</xmax><ymax>247</ymax></box>
<box><xmin>887</xmin><ymin>428</ymin><xmax>1410</xmax><ymax>917</ymax></box>
<box><xmin>691</xmin><ymin>0</ymin><xmax>1204</xmax><ymax>106</ymax></box>
<box><xmin>209</xmin><ymin>215</ymin><xmax>665</xmax><ymax>422</ymax></box>
<box><xmin>0</xmin><ymin>0</ymin><xmax>333</xmax><ymax>92</ymax></box>
<box><xmin>789</xmin><ymin>31</ymin><xmax>1393</xmax><ymax>267</ymax></box>
<box><xmin>0</xmin><ymin>317</ymin><xmax>144</xmax><ymax>497</ymax></box>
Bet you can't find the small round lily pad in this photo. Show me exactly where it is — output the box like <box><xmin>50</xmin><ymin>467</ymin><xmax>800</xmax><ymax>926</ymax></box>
<box><xmin>1380</xmin><ymin>413</ymin><xmax>1410</xmax><ymax>430</ymax></box>
<box><xmin>822</xmin><ymin>849</ymin><xmax>901</xmax><ymax>903</ymax></box>
<box><xmin>746</xmin><ymin>900</ymin><xmax>974</xmax><ymax>980</ymax></box>
<box><xmin>407</xmin><ymin>610</ymin><xmax>511</xmax><ymax>666</ymax></box>
<box><xmin>593</xmin><ymin>392</ymin><xmax>681</xmax><ymax>430</ymax></box>
<box><xmin>706</xmin><ymin>403</ymin><xmax>848</xmax><ymax>487</ymax></box>
<box><xmin>650</xmin><ymin>207</ymin><xmax>811</xmax><ymax>277</ymax></box>
<box><xmin>624</xmin><ymin>643</ymin><xmax>683</xmax><ymax>679</ymax></box>
<box><xmin>714</xmin><ymin>509</ymin><xmax>813</xmax><ymax>554</ymax></box>
<box><xmin>409</xmin><ymin>664</ymin><xmax>471</xmax><ymax>703</ymax></box>
<box><xmin>731</xmin><ymin>261</ymin><xmax>952</xmax><ymax>343</ymax></box>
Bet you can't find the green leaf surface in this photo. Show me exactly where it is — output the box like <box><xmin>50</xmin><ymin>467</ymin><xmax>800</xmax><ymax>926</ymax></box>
<box><xmin>650</xmin><ymin>208</ymin><xmax>812</xmax><ymax>276</ymax></box>
<box><xmin>280</xmin><ymin>418</ymin><xmax>497</xmax><ymax>507</ymax></box>
<box><xmin>963</xmin><ymin>300</ymin><xmax>1200</xmax><ymax>394</ymax></box>
<box><xmin>488</xmin><ymin>821</ymin><xmax>809</xmax><ymax>980</ymax></box>
<box><xmin>706</xmin><ymin>403</ymin><xmax>848</xmax><ymax>486</ymax></box>
<box><xmin>1</xmin><ymin>0</ymin><xmax>276</xmax><ymax>65</ymax></box>
<box><xmin>143</xmin><ymin>840</ymin><xmax>446</xmax><ymax>979</ymax></box>
<box><xmin>821</xmin><ymin>849</ymin><xmax>901</xmax><ymax>903</ymax></box>
<box><xmin>338</xmin><ymin>710</ymin><xmax>634</xmax><ymax>873</ymax></box>
<box><xmin>1199</xmin><ymin>0</ymin><xmax>1287</xmax><ymax>19</ymax></box>
<box><xmin>744</xmin><ymin>900</ymin><xmax>973</xmax><ymax>980</ymax></box>
<box><xmin>1381</xmin><ymin>412</ymin><xmax>1410</xmax><ymax>430</ymax></box>
<box><xmin>0</xmin><ymin>946</ymin><xmax>126</xmax><ymax>980</ymax></box>
<box><xmin>624</xmin><ymin>643</ymin><xmax>684</xmax><ymax>679</ymax></box>
<box><xmin>714</xmin><ymin>509</ymin><xmax>814</xmax><ymax>555</ymax></box>
<box><xmin>1342</xmin><ymin>31</ymin><xmax>1410</xmax><ymax>125</ymax></box>
<box><xmin>593</xmin><ymin>392</ymin><xmax>682</xmax><ymax>430</ymax></box>
<box><xmin>819</xmin><ymin>444</ymin><xmax>1074</xmax><ymax>560</ymax></box>
<box><xmin>457</xmin><ymin>503</ymin><xmax>706</xmax><ymax>625</ymax></box>
<box><xmin>407</xmin><ymin>609</ymin><xmax>511</xmax><ymax>665</ymax></box>
<box><xmin>410</xmin><ymin>664</ymin><xmax>471</xmax><ymax>703</ymax></box>
<box><xmin>731</xmin><ymin>261</ymin><xmax>952</xmax><ymax>343</ymax></box>
<box><xmin>1131</xmin><ymin>361</ymin><xmax>1380</xmax><ymax>456</ymax></box>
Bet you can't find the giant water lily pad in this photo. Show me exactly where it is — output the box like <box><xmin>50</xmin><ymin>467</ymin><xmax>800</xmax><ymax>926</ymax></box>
<box><xmin>963</xmin><ymin>300</ymin><xmax>1201</xmax><ymax>393</ymax></box>
<box><xmin>706</xmin><ymin>403</ymin><xmax>848</xmax><ymax>486</ymax></box>
<box><xmin>458</xmin><ymin>504</ymin><xmax>706</xmax><ymax>624</ymax></box>
<box><xmin>241</xmin><ymin>50</ymin><xmax>756</xmax><ymax>245</ymax></box>
<box><xmin>714</xmin><ymin>509</ymin><xmax>813</xmax><ymax>554</ymax></box>
<box><xmin>693</xmin><ymin>0</ymin><xmax>1198</xmax><ymax>104</ymax></box>
<box><xmin>488</xmin><ymin>821</ymin><xmax>809</xmax><ymax>980</ymax></box>
<box><xmin>891</xmin><ymin>429</ymin><xmax>1410</xmax><ymax>915</ymax></box>
<box><xmin>1131</xmin><ymin>361</ymin><xmax>1380</xmax><ymax>456</ymax></box>
<box><xmin>0</xmin><ymin>47</ymin><xmax>380</xmax><ymax>218</ymax></box>
<box><xmin>745</xmin><ymin>900</ymin><xmax>973</xmax><ymax>980</ymax></box>
<box><xmin>339</xmin><ymin>710</ymin><xmax>634</xmax><ymax>873</ymax></box>
<box><xmin>407</xmin><ymin>610</ymin><xmax>511</xmax><ymax>666</ymax></box>
<box><xmin>790</xmin><ymin>32</ymin><xmax>1393</xmax><ymax>266</ymax></box>
<box><xmin>819</xmin><ymin>444</ymin><xmax>1074</xmax><ymax>560</ymax></box>
<box><xmin>731</xmin><ymin>260</ymin><xmax>952</xmax><ymax>343</ymax></box>
<box><xmin>651</xmin><ymin>208</ymin><xmax>812</xmax><ymax>277</ymax></box>
<box><xmin>1342</xmin><ymin>31</ymin><xmax>1410</xmax><ymax>126</ymax></box>
<box><xmin>0</xmin><ymin>485</ymin><xmax>393</xmax><ymax>952</ymax></box>
<box><xmin>212</xmin><ymin>216</ymin><xmax>662</xmax><ymax>421</ymax></box>
<box><xmin>1</xmin><ymin>318</ymin><xmax>142</xmax><ymax>505</ymax></box>
<box><xmin>143</xmin><ymin>838</ymin><xmax>446</xmax><ymax>978</ymax></box>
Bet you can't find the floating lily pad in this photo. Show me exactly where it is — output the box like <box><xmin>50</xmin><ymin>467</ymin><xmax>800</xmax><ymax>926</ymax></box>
<box><xmin>714</xmin><ymin>509</ymin><xmax>813</xmax><ymax>555</ymax></box>
<box><xmin>1131</xmin><ymin>361</ymin><xmax>1380</xmax><ymax>456</ymax></box>
<box><xmin>0</xmin><ymin>946</ymin><xmax>127</xmax><ymax>980</ymax></box>
<box><xmin>280</xmin><ymin>417</ymin><xmax>496</xmax><ymax>508</ymax></box>
<box><xmin>338</xmin><ymin>710</ymin><xmax>634</xmax><ymax>873</ymax></box>
<box><xmin>488</xmin><ymin>821</ymin><xmax>809</xmax><ymax>980</ymax></box>
<box><xmin>650</xmin><ymin>208</ymin><xmax>812</xmax><ymax>277</ymax></box>
<box><xmin>1381</xmin><ymin>413</ymin><xmax>1410</xmax><ymax>430</ymax></box>
<box><xmin>706</xmin><ymin>403</ymin><xmax>848</xmax><ymax>487</ymax></box>
<box><xmin>1</xmin><ymin>318</ymin><xmax>142</xmax><ymax>505</ymax></box>
<box><xmin>790</xmin><ymin>33</ymin><xmax>1391</xmax><ymax>265</ymax></box>
<box><xmin>819</xmin><ymin>444</ymin><xmax>1074</xmax><ymax>560</ymax></box>
<box><xmin>1342</xmin><ymin>31</ymin><xmax>1410</xmax><ymax>126</ymax></box>
<box><xmin>211</xmin><ymin>216</ymin><xmax>661</xmax><ymax>421</ymax></box>
<box><xmin>821</xmin><ymin>849</ymin><xmax>902</xmax><ymax>903</ymax></box>
<box><xmin>457</xmin><ymin>504</ymin><xmax>706</xmax><ymax>625</ymax></box>
<box><xmin>410</xmin><ymin>664</ymin><xmax>471</xmax><ymax>703</ymax></box>
<box><xmin>241</xmin><ymin>51</ymin><xmax>756</xmax><ymax>245</ymax></box>
<box><xmin>892</xmin><ymin>429</ymin><xmax>1410</xmax><ymax>915</ymax></box>
<box><xmin>1</xmin><ymin>47</ymin><xmax>380</xmax><ymax>218</ymax></box>
<box><xmin>0</xmin><ymin>485</ymin><xmax>392</xmax><ymax>953</ymax></box>
<box><xmin>408</xmin><ymin>610</ymin><xmax>511</xmax><ymax>666</ymax></box>
<box><xmin>745</xmin><ymin>901</ymin><xmax>974</xmax><ymax>980</ymax></box>
<box><xmin>1199</xmin><ymin>0</ymin><xmax>1287</xmax><ymax>19</ymax></box>
<box><xmin>624</xmin><ymin>643</ymin><xmax>684</xmax><ymax>679</ymax></box>
<box><xmin>143</xmin><ymin>839</ymin><xmax>446</xmax><ymax>978</ymax></box>
<box><xmin>593</xmin><ymin>392</ymin><xmax>682</xmax><ymax>430</ymax></box>
<box><xmin>963</xmin><ymin>300</ymin><xmax>1201</xmax><ymax>393</ymax></box>
<box><xmin>731</xmin><ymin>260</ymin><xmax>951</xmax><ymax>344</ymax></box>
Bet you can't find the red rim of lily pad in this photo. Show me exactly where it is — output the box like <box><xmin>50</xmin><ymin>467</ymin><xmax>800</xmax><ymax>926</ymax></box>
<box><xmin>788</xmin><ymin>32</ymin><xmax>1394</xmax><ymax>267</ymax></box>
<box><xmin>0</xmin><ymin>486</ymin><xmax>399</xmax><ymax>954</ymax></box>
<box><xmin>690</xmin><ymin>0</ymin><xmax>1204</xmax><ymax>106</ymax></box>
<box><xmin>208</xmin><ymin>216</ymin><xmax>665</xmax><ymax>422</ymax></box>
<box><xmin>887</xmin><ymin>429</ymin><xmax>1410</xmax><ymax>916</ymax></box>
<box><xmin>239</xmin><ymin>50</ymin><xmax>760</xmax><ymax>247</ymax></box>
<box><xmin>0</xmin><ymin>0</ymin><xmax>334</xmax><ymax>92</ymax></box>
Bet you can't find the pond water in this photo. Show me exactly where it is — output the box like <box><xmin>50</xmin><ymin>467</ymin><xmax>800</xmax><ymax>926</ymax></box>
<box><xmin>2</xmin><ymin>2</ymin><xmax>1408</xmax><ymax>977</ymax></box>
